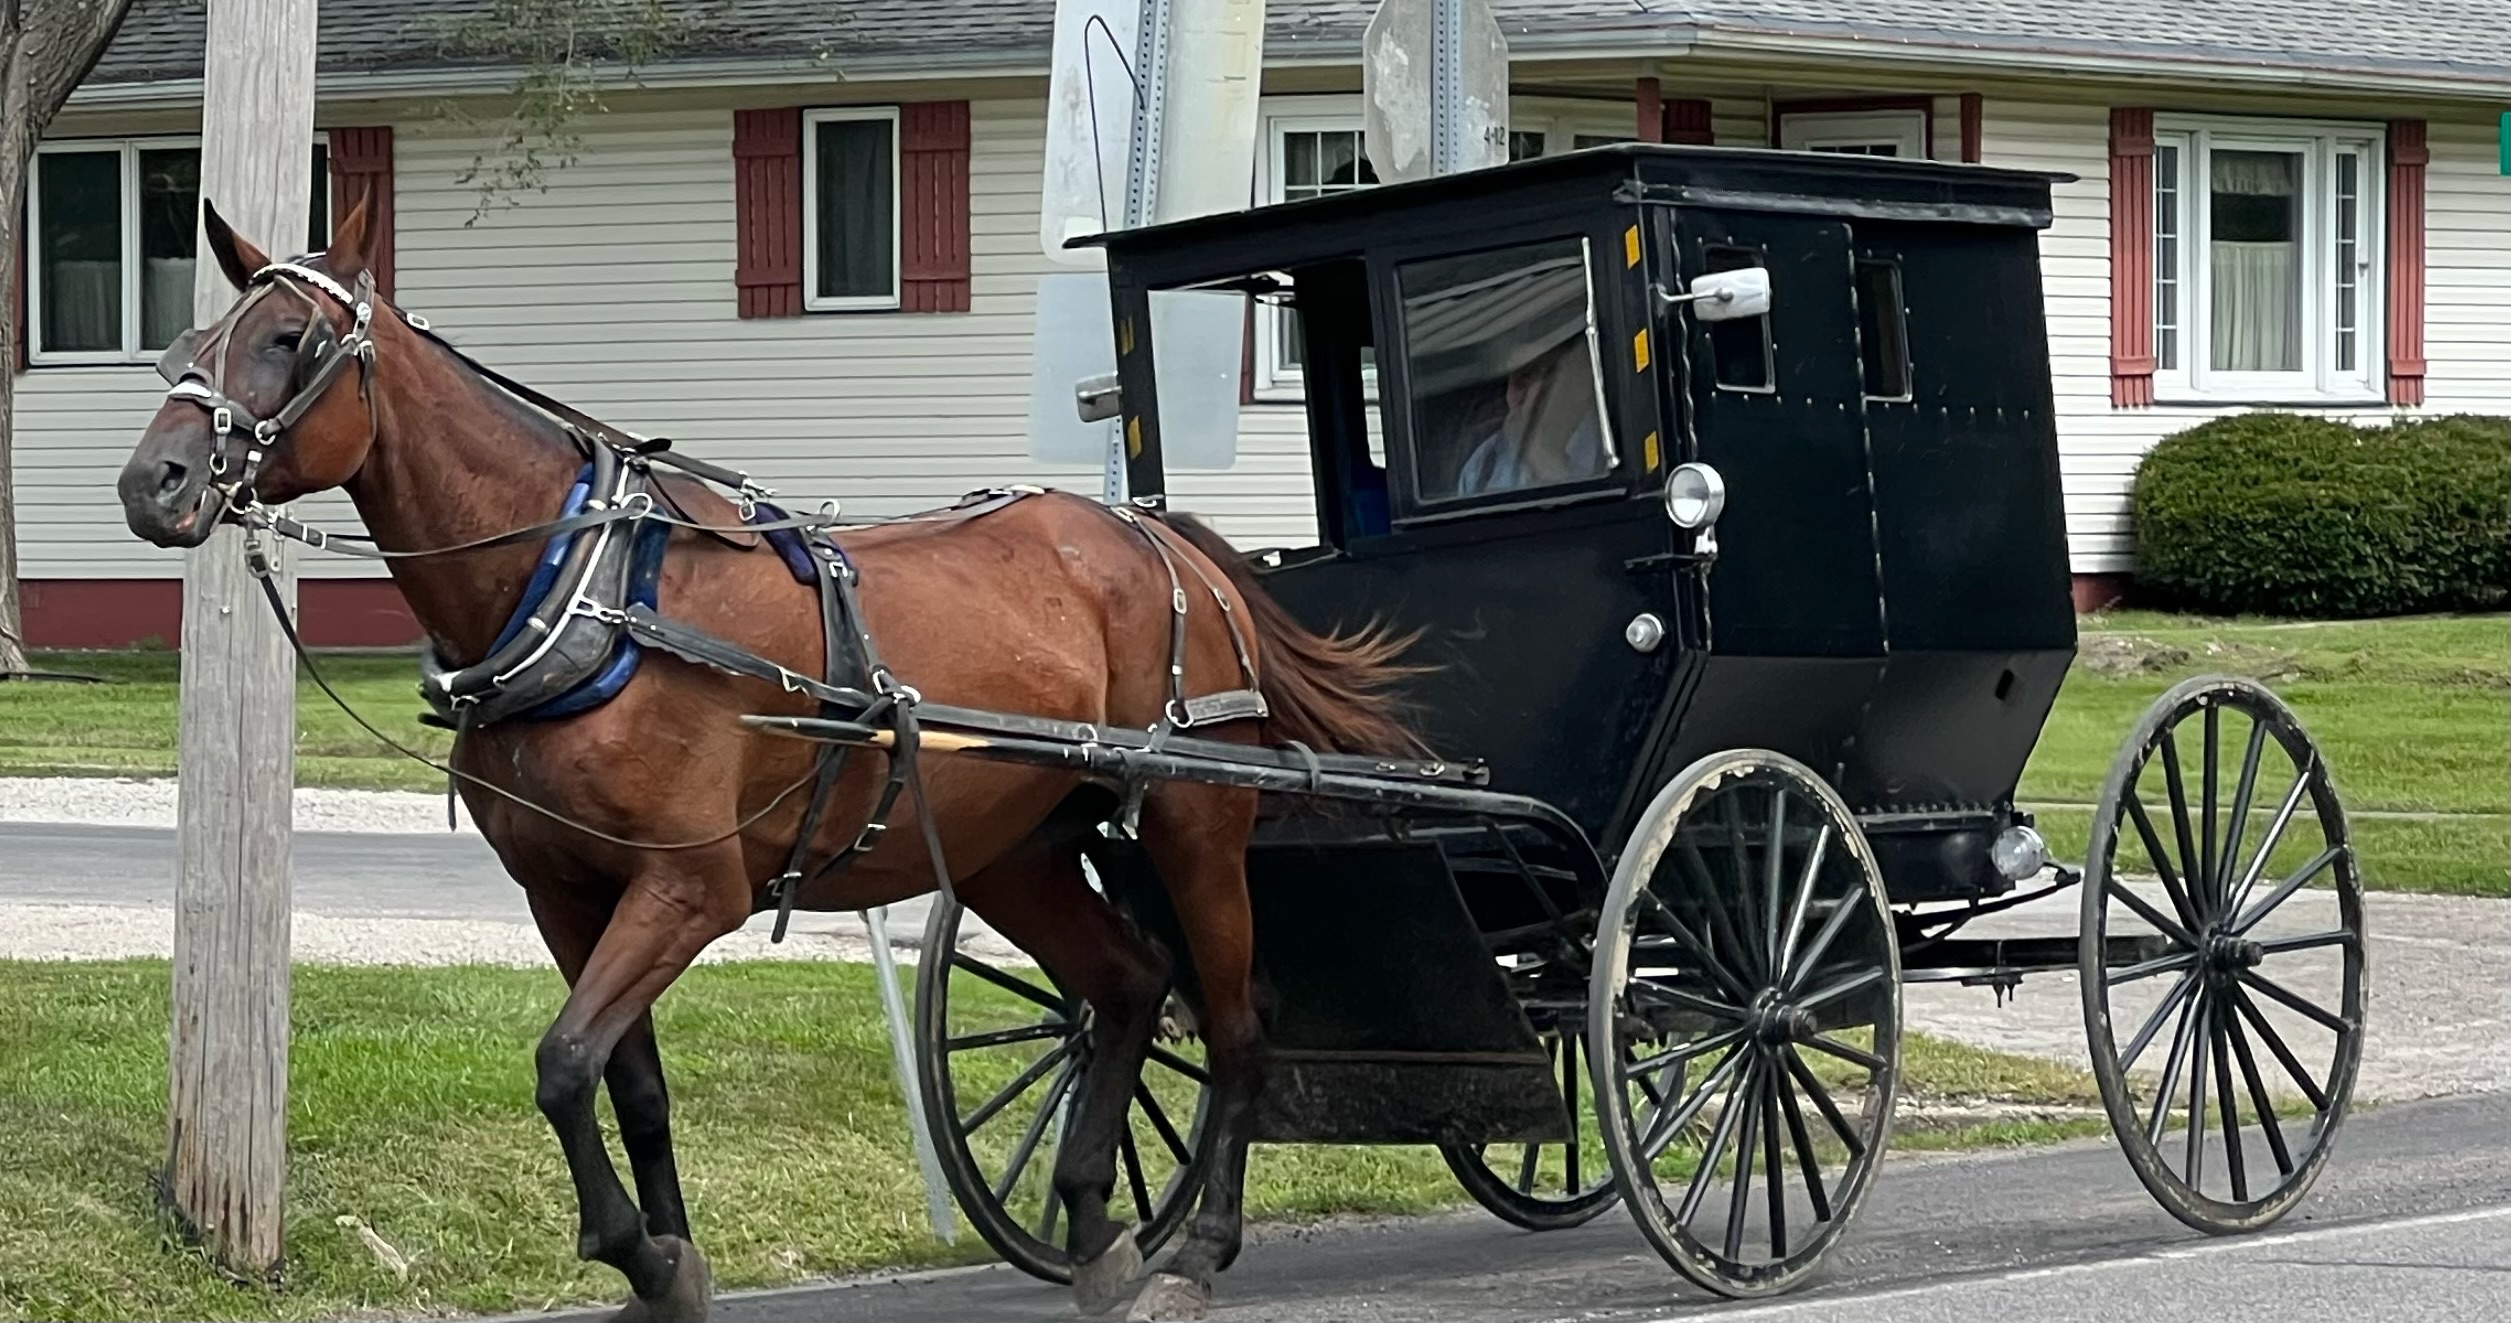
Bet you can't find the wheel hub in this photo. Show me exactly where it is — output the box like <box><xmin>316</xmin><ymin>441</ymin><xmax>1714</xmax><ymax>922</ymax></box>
<box><xmin>1748</xmin><ymin>990</ymin><xmax>1809</xmax><ymax>1046</ymax></box>
<box><xmin>2204</xmin><ymin>929</ymin><xmax>2265</xmax><ymax>972</ymax></box>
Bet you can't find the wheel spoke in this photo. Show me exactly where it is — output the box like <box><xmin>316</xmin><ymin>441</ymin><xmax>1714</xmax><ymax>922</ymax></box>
<box><xmin>1640</xmin><ymin>1043</ymin><xmax>1746</xmax><ymax>1162</ymax></box>
<box><xmin>2224</xmin><ymin>1011</ymin><xmax>2296</xmax><ymax>1177</ymax></box>
<box><xmin>2144</xmin><ymin>984</ymin><xmax>2204</xmax><ymax>1146</ymax></box>
<box><xmin>993</xmin><ymin>1057</ymin><xmax>1079</xmax><ymax>1202</ymax></box>
<box><xmin>1626</xmin><ymin>1026</ymin><xmax>1747</xmax><ymax>1084</ymax></box>
<box><xmin>1675</xmin><ymin>1054</ymin><xmax>1755</xmax><ymax>1229</ymax></box>
<box><xmin>2227</xmin><ymin>764</ymin><xmax>2315</xmax><ymax>919</ymax></box>
<box><xmin>2229</xmin><ymin>986</ymin><xmax>2329</xmax><ymax>1111</ymax></box>
<box><xmin>954</xmin><ymin>952</ymin><xmax>1068</xmax><ymax>1015</ymax></box>
<box><xmin>2237</xmin><ymin>969</ymin><xmax>2352</xmax><ymax>1036</ymax></box>
<box><xmin>2183</xmin><ymin>991</ymin><xmax>2212</xmax><ymax>1183</ymax></box>
<box><xmin>2118</xmin><ymin>969</ymin><xmax>2201</xmax><ymax>1074</ymax></box>
<box><xmin>1801</xmin><ymin>1032</ymin><xmax>1888</xmax><ymax>1075</ymax></box>
<box><xmin>963</xmin><ymin>1040</ymin><xmax>1075</xmax><ymax>1134</ymax></box>
<box><xmin>1134</xmin><ymin>1082</ymin><xmax>1194</xmax><ymax>1164</ymax></box>
<box><xmin>2157</xmin><ymin>729</ymin><xmax>2208</xmax><ymax>918</ymax></box>
<box><xmin>1628</xmin><ymin>978</ymin><xmax>1751</xmax><ymax>1023</ymax></box>
<box><xmin>2109</xmin><ymin>877</ymin><xmax>2201</xmax><ymax>953</ymax></box>
<box><xmin>2211</xmin><ymin>1002</ymin><xmax>2248</xmax><ymax>1203</ymax></box>
<box><xmin>1723</xmin><ymin>1058</ymin><xmax>1763</xmax><ymax>1262</ymax></box>
<box><xmin>1675</xmin><ymin>841</ymin><xmax>1765</xmax><ymax>989</ymax></box>
<box><xmin>1516</xmin><ymin>1142</ymin><xmax>1540</xmax><ymax>1194</ymax></box>
<box><xmin>2114</xmin><ymin>949</ymin><xmax>2199</xmax><ymax>986</ymax></box>
<box><xmin>947</xmin><ymin>1020</ymin><xmax>1068</xmax><ymax>1053</ymax></box>
<box><xmin>1782</xmin><ymin>1045</ymin><xmax>1865</xmax><ymax>1159</ymax></box>
<box><xmin>1774</xmin><ymin>1062</ymin><xmax>1833</xmax><ymax>1223</ymax></box>
<box><xmin>1760</xmin><ymin>1066</ymin><xmax>1789</xmax><ymax>1260</ymax></box>
<box><xmin>1119</xmin><ymin>1124</ymin><xmax>1154</xmax><ymax>1220</ymax></box>
<box><xmin>1639</xmin><ymin>890</ymin><xmax>1757</xmax><ymax>1006</ymax></box>
<box><xmin>1786</xmin><ymin>888</ymin><xmax>1869</xmax><ymax>997</ymax></box>
<box><xmin>2201</xmin><ymin>703</ymin><xmax>2221</xmax><ymax>917</ymax></box>
<box><xmin>1147</xmin><ymin>1045</ymin><xmax>1211</xmax><ymax>1086</ymax></box>
<box><xmin>1777</xmin><ymin>823</ymin><xmax>1834</xmax><ymax>980</ymax></box>
<box><xmin>2252</xmin><ymin>928</ymin><xmax>2357</xmax><ymax>957</ymax></box>
<box><xmin>2215</xmin><ymin>719</ymin><xmax>2270</xmax><ymax>903</ymax></box>
<box><xmin>1796</xmin><ymin>966</ymin><xmax>1887</xmax><ymax>1012</ymax></box>
<box><xmin>2231</xmin><ymin>847</ymin><xmax>2345</xmax><ymax>936</ymax></box>
<box><xmin>1564</xmin><ymin>1030</ymin><xmax>1583</xmax><ymax>1195</ymax></box>
<box><xmin>1764</xmin><ymin>789</ymin><xmax>1791</xmax><ymax>976</ymax></box>
<box><xmin>2125</xmin><ymin>794</ymin><xmax>2204</xmax><ymax>935</ymax></box>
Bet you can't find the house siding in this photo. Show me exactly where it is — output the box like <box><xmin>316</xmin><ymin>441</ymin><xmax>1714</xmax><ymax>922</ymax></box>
<box><xmin>12</xmin><ymin>85</ymin><xmax>2507</xmax><ymax>602</ymax></box>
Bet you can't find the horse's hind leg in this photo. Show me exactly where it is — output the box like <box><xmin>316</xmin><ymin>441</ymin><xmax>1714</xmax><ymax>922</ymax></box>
<box><xmin>1125</xmin><ymin>782</ymin><xmax>1264</xmax><ymax>1323</ymax></box>
<box><xmin>958</xmin><ymin>831</ymin><xmax>1170</xmax><ymax>1316</ymax></box>
<box><xmin>528</xmin><ymin>858</ymin><xmax>746</xmax><ymax>1323</ymax></box>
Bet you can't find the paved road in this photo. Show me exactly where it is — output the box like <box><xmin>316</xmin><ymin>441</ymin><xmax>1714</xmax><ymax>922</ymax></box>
<box><xmin>508</xmin><ymin>1091</ymin><xmax>2511</xmax><ymax>1323</ymax></box>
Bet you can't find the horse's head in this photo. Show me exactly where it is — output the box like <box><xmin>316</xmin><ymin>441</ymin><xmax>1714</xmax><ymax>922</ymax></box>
<box><xmin>118</xmin><ymin>193</ymin><xmax>387</xmax><ymax>547</ymax></box>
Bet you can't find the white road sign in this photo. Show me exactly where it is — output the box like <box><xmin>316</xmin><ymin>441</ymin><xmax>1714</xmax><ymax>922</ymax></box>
<box><xmin>1363</xmin><ymin>0</ymin><xmax>1510</xmax><ymax>184</ymax></box>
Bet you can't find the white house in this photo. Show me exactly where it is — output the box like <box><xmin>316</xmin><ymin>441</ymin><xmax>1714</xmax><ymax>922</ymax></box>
<box><xmin>16</xmin><ymin>0</ymin><xmax>2509</xmax><ymax>645</ymax></box>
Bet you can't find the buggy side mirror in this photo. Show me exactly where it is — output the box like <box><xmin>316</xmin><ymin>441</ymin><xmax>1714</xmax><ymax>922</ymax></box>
<box><xmin>1663</xmin><ymin>267</ymin><xmax>1772</xmax><ymax>322</ymax></box>
<box><xmin>1074</xmin><ymin>372</ymin><xmax>1122</xmax><ymax>423</ymax></box>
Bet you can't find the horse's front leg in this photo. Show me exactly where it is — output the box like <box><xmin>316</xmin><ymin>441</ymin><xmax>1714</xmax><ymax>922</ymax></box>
<box><xmin>607</xmin><ymin>1014</ymin><xmax>690</xmax><ymax>1241</ymax></box>
<box><xmin>527</xmin><ymin>862</ymin><xmax>744</xmax><ymax>1322</ymax></box>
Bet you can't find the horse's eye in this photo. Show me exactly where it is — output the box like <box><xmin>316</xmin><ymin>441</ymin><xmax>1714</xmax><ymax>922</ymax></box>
<box><xmin>273</xmin><ymin>330</ymin><xmax>303</xmax><ymax>353</ymax></box>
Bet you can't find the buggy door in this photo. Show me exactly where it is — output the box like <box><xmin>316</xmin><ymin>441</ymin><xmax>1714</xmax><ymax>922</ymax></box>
<box><xmin>1663</xmin><ymin>209</ymin><xmax>1884</xmax><ymax>657</ymax></box>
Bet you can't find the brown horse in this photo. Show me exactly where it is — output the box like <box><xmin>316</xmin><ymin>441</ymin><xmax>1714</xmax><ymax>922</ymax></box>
<box><xmin>116</xmin><ymin>196</ymin><xmax>1418</xmax><ymax>1322</ymax></box>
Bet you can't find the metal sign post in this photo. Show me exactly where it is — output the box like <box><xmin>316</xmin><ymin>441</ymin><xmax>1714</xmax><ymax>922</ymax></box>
<box><xmin>862</xmin><ymin>908</ymin><xmax>955</xmax><ymax>1243</ymax></box>
<box><xmin>1363</xmin><ymin>0</ymin><xmax>1510</xmax><ymax>184</ymax></box>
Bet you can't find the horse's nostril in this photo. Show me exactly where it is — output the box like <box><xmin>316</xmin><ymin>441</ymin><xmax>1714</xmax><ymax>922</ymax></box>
<box><xmin>155</xmin><ymin>460</ymin><xmax>190</xmax><ymax>499</ymax></box>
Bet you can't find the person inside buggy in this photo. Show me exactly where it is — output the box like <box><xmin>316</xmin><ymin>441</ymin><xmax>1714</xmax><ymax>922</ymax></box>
<box><xmin>1399</xmin><ymin>239</ymin><xmax>1612</xmax><ymax>503</ymax></box>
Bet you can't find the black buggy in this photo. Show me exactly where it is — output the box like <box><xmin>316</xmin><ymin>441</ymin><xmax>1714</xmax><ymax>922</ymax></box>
<box><xmin>838</xmin><ymin>145</ymin><xmax>2365</xmax><ymax>1299</ymax></box>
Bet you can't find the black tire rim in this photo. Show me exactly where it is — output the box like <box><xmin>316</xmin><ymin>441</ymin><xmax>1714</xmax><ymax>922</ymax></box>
<box><xmin>1589</xmin><ymin>750</ymin><xmax>1900</xmax><ymax>1299</ymax></box>
<box><xmin>1439</xmin><ymin>1019</ymin><xmax>1623</xmax><ymax>1230</ymax></box>
<box><xmin>2081</xmin><ymin>675</ymin><xmax>2365</xmax><ymax>1234</ymax></box>
<box><xmin>915</xmin><ymin>892</ymin><xmax>1212</xmax><ymax>1283</ymax></box>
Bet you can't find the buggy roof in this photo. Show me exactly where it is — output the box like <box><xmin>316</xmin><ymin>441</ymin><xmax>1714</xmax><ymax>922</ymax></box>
<box><xmin>1076</xmin><ymin>143</ymin><xmax>2070</xmax><ymax>286</ymax></box>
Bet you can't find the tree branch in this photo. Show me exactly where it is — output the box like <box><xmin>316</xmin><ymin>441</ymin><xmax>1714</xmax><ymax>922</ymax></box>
<box><xmin>25</xmin><ymin>0</ymin><xmax>136</xmax><ymax>123</ymax></box>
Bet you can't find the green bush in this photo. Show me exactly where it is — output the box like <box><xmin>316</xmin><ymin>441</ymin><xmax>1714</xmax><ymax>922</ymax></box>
<box><xmin>2129</xmin><ymin>412</ymin><xmax>2510</xmax><ymax>618</ymax></box>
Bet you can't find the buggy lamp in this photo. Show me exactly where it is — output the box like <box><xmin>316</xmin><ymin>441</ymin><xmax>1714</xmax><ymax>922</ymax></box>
<box><xmin>1991</xmin><ymin>825</ymin><xmax>2050</xmax><ymax>881</ymax></box>
<box><xmin>1663</xmin><ymin>462</ymin><xmax>1727</xmax><ymax>529</ymax></box>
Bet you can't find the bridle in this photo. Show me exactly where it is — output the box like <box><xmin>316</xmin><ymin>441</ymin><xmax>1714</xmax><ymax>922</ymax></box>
<box><xmin>154</xmin><ymin>259</ymin><xmax>381</xmax><ymax>522</ymax></box>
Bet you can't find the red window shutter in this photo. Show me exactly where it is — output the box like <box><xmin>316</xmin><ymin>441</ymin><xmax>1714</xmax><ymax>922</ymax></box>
<box><xmin>900</xmin><ymin>101</ymin><xmax>973</xmax><ymax>313</ymax></box>
<box><xmin>733</xmin><ymin>108</ymin><xmax>803</xmax><ymax>319</ymax></box>
<box><xmin>1667</xmin><ymin>99</ymin><xmax>1715</xmax><ymax>146</ymax></box>
<box><xmin>2108</xmin><ymin>108</ymin><xmax>2157</xmax><ymax>408</ymax></box>
<box><xmin>1635</xmin><ymin>78</ymin><xmax>1664</xmax><ymax>144</ymax></box>
<box><xmin>2385</xmin><ymin>119</ymin><xmax>2427</xmax><ymax>407</ymax></box>
<box><xmin>326</xmin><ymin>126</ymin><xmax>395</xmax><ymax>301</ymax></box>
<box><xmin>1959</xmin><ymin>93</ymin><xmax>1984</xmax><ymax>164</ymax></box>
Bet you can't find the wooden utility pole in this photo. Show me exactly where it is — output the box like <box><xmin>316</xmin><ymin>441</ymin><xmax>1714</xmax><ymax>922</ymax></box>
<box><xmin>165</xmin><ymin>0</ymin><xmax>317</xmax><ymax>1277</ymax></box>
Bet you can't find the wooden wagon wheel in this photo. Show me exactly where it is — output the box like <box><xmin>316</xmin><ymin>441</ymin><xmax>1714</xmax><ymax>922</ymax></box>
<box><xmin>1439</xmin><ymin>1018</ymin><xmax>1624</xmax><ymax>1230</ymax></box>
<box><xmin>1589</xmin><ymin>749</ymin><xmax>1900</xmax><ymax>1299</ymax></box>
<box><xmin>2080</xmin><ymin>675</ymin><xmax>2365</xmax><ymax>1235</ymax></box>
<box><xmin>914</xmin><ymin>887</ymin><xmax>1212</xmax><ymax>1284</ymax></box>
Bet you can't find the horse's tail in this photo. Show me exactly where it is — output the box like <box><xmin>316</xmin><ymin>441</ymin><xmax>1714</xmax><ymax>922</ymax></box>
<box><xmin>1148</xmin><ymin>510</ymin><xmax>1432</xmax><ymax>758</ymax></box>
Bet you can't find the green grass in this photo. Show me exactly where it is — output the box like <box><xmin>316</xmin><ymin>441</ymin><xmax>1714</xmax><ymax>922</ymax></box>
<box><xmin>10</xmin><ymin>611</ymin><xmax>2506</xmax><ymax>891</ymax></box>
<box><xmin>2017</xmin><ymin>612</ymin><xmax>2508</xmax><ymax>896</ymax></box>
<box><xmin>0</xmin><ymin>960</ymin><xmax>2101</xmax><ymax>1322</ymax></box>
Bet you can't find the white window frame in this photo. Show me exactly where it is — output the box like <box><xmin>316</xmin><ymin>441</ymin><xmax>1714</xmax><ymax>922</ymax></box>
<box><xmin>800</xmin><ymin>105</ymin><xmax>904</xmax><ymax>313</ymax></box>
<box><xmin>2150</xmin><ymin>114</ymin><xmax>2385</xmax><ymax>403</ymax></box>
<box><xmin>27</xmin><ymin>132</ymin><xmax>332</xmax><ymax>367</ymax></box>
<box><xmin>1253</xmin><ymin>95</ymin><xmax>1637</xmax><ymax>400</ymax></box>
<box><xmin>1777</xmin><ymin>109</ymin><xmax>1929</xmax><ymax>158</ymax></box>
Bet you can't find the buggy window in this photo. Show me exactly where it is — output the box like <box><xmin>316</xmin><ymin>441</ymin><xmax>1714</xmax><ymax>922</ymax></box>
<box><xmin>1703</xmin><ymin>245</ymin><xmax>1775</xmax><ymax>392</ymax></box>
<box><xmin>1854</xmin><ymin>258</ymin><xmax>1912</xmax><ymax>400</ymax></box>
<box><xmin>1397</xmin><ymin>238</ymin><xmax>1615</xmax><ymax>505</ymax></box>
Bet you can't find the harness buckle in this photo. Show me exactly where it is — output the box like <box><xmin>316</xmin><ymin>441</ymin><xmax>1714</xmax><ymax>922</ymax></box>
<box><xmin>212</xmin><ymin>405</ymin><xmax>234</xmax><ymax>437</ymax></box>
<box><xmin>850</xmin><ymin>820</ymin><xmax>889</xmax><ymax>853</ymax></box>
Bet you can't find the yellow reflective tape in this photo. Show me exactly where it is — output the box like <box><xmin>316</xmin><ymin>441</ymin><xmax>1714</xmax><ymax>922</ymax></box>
<box><xmin>1643</xmin><ymin>430</ymin><xmax>1661</xmax><ymax>471</ymax></box>
<box><xmin>1126</xmin><ymin>417</ymin><xmax>1143</xmax><ymax>458</ymax></box>
<box><xmin>1119</xmin><ymin>318</ymin><xmax>1135</xmax><ymax>355</ymax></box>
<box><xmin>1632</xmin><ymin>327</ymin><xmax>1651</xmax><ymax>372</ymax></box>
<box><xmin>1624</xmin><ymin>225</ymin><xmax>1641</xmax><ymax>267</ymax></box>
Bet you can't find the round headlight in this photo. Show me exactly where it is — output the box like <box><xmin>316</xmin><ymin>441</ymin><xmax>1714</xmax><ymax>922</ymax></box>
<box><xmin>1663</xmin><ymin>462</ymin><xmax>1727</xmax><ymax>530</ymax></box>
<box><xmin>1990</xmin><ymin>825</ymin><xmax>2050</xmax><ymax>882</ymax></box>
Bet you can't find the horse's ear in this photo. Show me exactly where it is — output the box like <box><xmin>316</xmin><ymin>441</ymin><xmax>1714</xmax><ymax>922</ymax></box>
<box><xmin>327</xmin><ymin>190</ymin><xmax>373</xmax><ymax>279</ymax></box>
<box><xmin>200</xmin><ymin>197</ymin><xmax>269</xmax><ymax>293</ymax></box>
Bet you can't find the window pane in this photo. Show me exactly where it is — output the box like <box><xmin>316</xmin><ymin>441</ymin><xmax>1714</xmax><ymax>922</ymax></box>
<box><xmin>2208</xmin><ymin>149</ymin><xmax>2302</xmax><ymax>373</ymax></box>
<box><xmin>1704</xmin><ymin>245</ymin><xmax>1773</xmax><ymax>391</ymax></box>
<box><xmin>138</xmin><ymin>148</ymin><xmax>201</xmax><ymax>351</ymax></box>
<box><xmin>2333</xmin><ymin>150</ymin><xmax>2361</xmax><ymax>375</ymax></box>
<box><xmin>813</xmin><ymin>117</ymin><xmax>895</xmax><ymax>301</ymax></box>
<box><xmin>37</xmin><ymin>151</ymin><xmax>122</xmax><ymax>354</ymax></box>
<box><xmin>2154</xmin><ymin>142</ymin><xmax>2180</xmax><ymax>371</ymax></box>
<box><xmin>1275</xmin><ymin>130</ymin><xmax>1377</xmax><ymax>371</ymax></box>
<box><xmin>1398</xmin><ymin>238</ymin><xmax>1609</xmax><ymax>501</ymax></box>
<box><xmin>1854</xmin><ymin>259</ymin><xmax>1911</xmax><ymax>399</ymax></box>
<box><xmin>1509</xmin><ymin>130</ymin><xmax>1547</xmax><ymax>161</ymax></box>
<box><xmin>310</xmin><ymin>144</ymin><xmax>331</xmax><ymax>250</ymax></box>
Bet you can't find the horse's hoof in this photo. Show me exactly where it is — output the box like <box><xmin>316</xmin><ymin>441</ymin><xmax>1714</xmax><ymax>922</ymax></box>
<box><xmin>1073</xmin><ymin>1228</ymin><xmax>1142</xmax><ymax>1317</ymax></box>
<box><xmin>1124</xmin><ymin>1272</ymin><xmax>1209</xmax><ymax>1323</ymax></box>
<box><xmin>607</xmin><ymin>1236</ymin><xmax>714</xmax><ymax>1323</ymax></box>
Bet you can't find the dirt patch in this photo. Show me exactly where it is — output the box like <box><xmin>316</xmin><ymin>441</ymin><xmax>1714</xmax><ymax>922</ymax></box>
<box><xmin>2077</xmin><ymin>633</ymin><xmax>2302</xmax><ymax>682</ymax></box>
